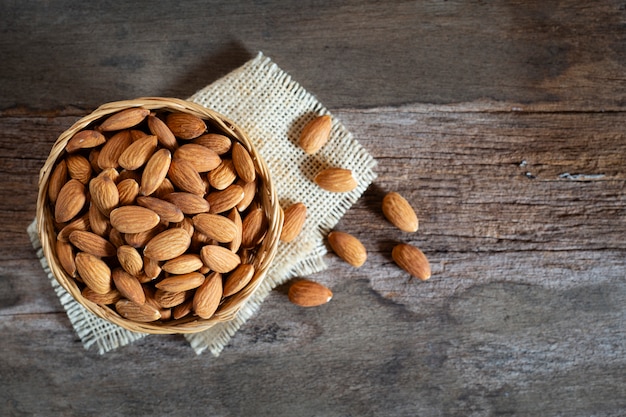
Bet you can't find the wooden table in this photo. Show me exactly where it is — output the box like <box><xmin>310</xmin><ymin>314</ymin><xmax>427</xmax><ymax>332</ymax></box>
<box><xmin>2</xmin><ymin>1</ymin><xmax>625</xmax><ymax>416</ymax></box>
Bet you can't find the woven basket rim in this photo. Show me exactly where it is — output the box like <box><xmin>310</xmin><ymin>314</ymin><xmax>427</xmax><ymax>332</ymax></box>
<box><xmin>36</xmin><ymin>97</ymin><xmax>283</xmax><ymax>334</ymax></box>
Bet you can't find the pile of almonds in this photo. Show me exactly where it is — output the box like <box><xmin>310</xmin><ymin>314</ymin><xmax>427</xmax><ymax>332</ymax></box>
<box><xmin>48</xmin><ymin>107</ymin><xmax>274</xmax><ymax>323</ymax></box>
<box><xmin>285</xmin><ymin>116</ymin><xmax>432</xmax><ymax>308</ymax></box>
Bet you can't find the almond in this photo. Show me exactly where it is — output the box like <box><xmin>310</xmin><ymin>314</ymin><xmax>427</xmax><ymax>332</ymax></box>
<box><xmin>206</xmin><ymin>184</ymin><xmax>244</xmax><ymax>214</ymax></box>
<box><xmin>236</xmin><ymin>178</ymin><xmax>257</xmax><ymax>212</ymax></box>
<box><xmin>143</xmin><ymin>228</ymin><xmax>191</xmax><ymax>261</ymax></box>
<box><xmin>223</xmin><ymin>264</ymin><xmax>255</xmax><ymax>297</ymax></box>
<box><xmin>164</xmin><ymin>192</ymin><xmax>210</xmax><ymax>215</ymax></box>
<box><xmin>382</xmin><ymin>192</ymin><xmax>419</xmax><ymax>233</ymax></box>
<box><xmin>88</xmin><ymin>202</ymin><xmax>110</xmax><ymax>236</ymax></box>
<box><xmin>174</xmin><ymin>143</ymin><xmax>221</xmax><ymax>172</ymax></box>
<box><xmin>232</xmin><ymin>142</ymin><xmax>256</xmax><ymax>183</ymax></box>
<box><xmin>171</xmin><ymin>216</ymin><xmax>194</xmax><ymax>237</ymax></box>
<box><xmin>57</xmin><ymin>212</ymin><xmax>90</xmax><ymax>242</ymax></box>
<box><xmin>166</xmin><ymin>112</ymin><xmax>206</xmax><ymax>139</ymax></box>
<box><xmin>112</xmin><ymin>268</ymin><xmax>146</xmax><ymax>305</ymax></box>
<box><xmin>314</xmin><ymin>167</ymin><xmax>358</xmax><ymax>193</ymax></box>
<box><xmin>192</xmin><ymin>213</ymin><xmax>238</xmax><ymax>243</ymax></box>
<box><xmin>75</xmin><ymin>252</ymin><xmax>112</xmax><ymax>294</ymax></box>
<box><xmin>66</xmin><ymin>154</ymin><xmax>92</xmax><ymax>185</ymax></box>
<box><xmin>227</xmin><ymin>208</ymin><xmax>243</xmax><ymax>253</ymax></box>
<box><xmin>109</xmin><ymin>205</ymin><xmax>160</xmax><ymax>234</ymax></box>
<box><xmin>89</xmin><ymin>148</ymin><xmax>102</xmax><ymax>174</ymax></box>
<box><xmin>56</xmin><ymin>239</ymin><xmax>76</xmax><ymax>278</ymax></box>
<box><xmin>193</xmin><ymin>271</ymin><xmax>223</xmax><ymax>319</ymax></box>
<box><xmin>97</xmin><ymin>130</ymin><xmax>133</xmax><ymax>169</ymax></box>
<box><xmin>116</xmin><ymin>178</ymin><xmax>140</xmax><ymax>206</ymax></box>
<box><xmin>118</xmin><ymin>134</ymin><xmax>158</xmax><ymax>170</ymax></box>
<box><xmin>147</xmin><ymin>115</ymin><xmax>177</xmax><ymax>150</ymax></box>
<box><xmin>288</xmin><ymin>279</ymin><xmax>333</xmax><ymax>307</ymax></box>
<box><xmin>172</xmin><ymin>298</ymin><xmax>194</xmax><ymax>320</ymax></box>
<box><xmin>207</xmin><ymin>159</ymin><xmax>237</xmax><ymax>190</ymax></box>
<box><xmin>280</xmin><ymin>202</ymin><xmax>307</xmax><ymax>242</ymax></box>
<box><xmin>241</xmin><ymin>208</ymin><xmax>267</xmax><ymax>249</ymax></box>
<box><xmin>108</xmin><ymin>227</ymin><xmax>125</xmax><ymax>248</ymax></box>
<box><xmin>97</xmin><ymin>167</ymin><xmax>120</xmax><ymax>182</ymax></box>
<box><xmin>66</xmin><ymin>130</ymin><xmax>106</xmax><ymax>153</ymax></box>
<box><xmin>69</xmin><ymin>230</ymin><xmax>117</xmax><ymax>257</ymax></box>
<box><xmin>89</xmin><ymin>175</ymin><xmax>119</xmax><ymax>217</ymax></box>
<box><xmin>192</xmin><ymin>133</ymin><xmax>232</xmax><ymax>154</ymax></box>
<box><xmin>124</xmin><ymin>222</ymin><xmax>167</xmax><ymax>248</ymax></box>
<box><xmin>200</xmin><ymin>244</ymin><xmax>241</xmax><ymax>273</ymax></box>
<box><xmin>140</xmin><ymin>148</ymin><xmax>172</xmax><ymax>196</ymax></box>
<box><xmin>115</xmin><ymin>299</ymin><xmax>161</xmax><ymax>322</ymax></box>
<box><xmin>327</xmin><ymin>231</ymin><xmax>367</xmax><ymax>267</ymax></box>
<box><xmin>391</xmin><ymin>243</ymin><xmax>431</xmax><ymax>280</ymax></box>
<box><xmin>162</xmin><ymin>253</ymin><xmax>203</xmax><ymax>274</ymax></box>
<box><xmin>154</xmin><ymin>289</ymin><xmax>188</xmax><ymax>308</ymax></box>
<box><xmin>117</xmin><ymin>245</ymin><xmax>143</xmax><ymax>276</ymax></box>
<box><xmin>98</xmin><ymin>107</ymin><xmax>150</xmax><ymax>131</ymax></box>
<box><xmin>82</xmin><ymin>287</ymin><xmax>122</xmax><ymax>305</ymax></box>
<box><xmin>299</xmin><ymin>115</ymin><xmax>331</xmax><ymax>154</ymax></box>
<box><xmin>155</xmin><ymin>272</ymin><xmax>205</xmax><ymax>292</ymax></box>
<box><xmin>153</xmin><ymin>177</ymin><xmax>176</xmax><ymax>199</ymax></box>
<box><xmin>136</xmin><ymin>196</ymin><xmax>184</xmax><ymax>223</ymax></box>
<box><xmin>55</xmin><ymin>179</ymin><xmax>87</xmax><ymax>223</ymax></box>
<box><xmin>48</xmin><ymin>160</ymin><xmax>68</xmax><ymax>204</ymax></box>
<box><xmin>168</xmin><ymin>158</ymin><xmax>206</xmax><ymax>195</ymax></box>
<box><xmin>118</xmin><ymin>168</ymin><xmax>141</xmax><ymax>183</ymax></box>
<box><xmin>143</xmin><ymin>255</ymin><xmax>162</xmax><ymax>280</ymax></box>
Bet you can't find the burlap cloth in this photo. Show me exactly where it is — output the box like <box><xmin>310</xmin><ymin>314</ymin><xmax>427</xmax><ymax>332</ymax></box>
<box><xmin>28</xmin><ymin>52</ymin><xmax>377</xmax><ymax>356</ymax></box>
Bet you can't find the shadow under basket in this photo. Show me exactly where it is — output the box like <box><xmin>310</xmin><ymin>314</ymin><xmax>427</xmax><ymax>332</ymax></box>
<box><xmin>36</xmin><ymin>97</ymin><xmax>283</xmax><ymax>334</ymax></box>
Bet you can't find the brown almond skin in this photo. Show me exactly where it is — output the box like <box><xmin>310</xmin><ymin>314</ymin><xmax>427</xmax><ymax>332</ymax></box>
<box><xmin>314</xmin><ymin>167</ymin><xmax>358</xmax><ymax>193</ymax></box>
<box><xmin>115</xmin><ymin>299</ymin><xmax>161</xmax><ymax>322</ymax></box>
<box><xmin>168</xmin><ymin>158</ymin><xmax>206</xmax><ymax>195</ymax></box>
<box><xmin>88</xmin><ymin>202</ymin><xmax>110</xmax><ymax>236</ymax></box>
<box><xmin>69</xmin><ymin>230</ymin><xmax>117</xmax><ymax>258</ymax></box>
<box><xmin>193</xmin><ymin>213</ymin><xmax>238</xmax><ymax>243</ymax></box>
<box><xmin>280</xmin><ymin>202</ymin><xmax>307</xmax><ymax>242</ymax></box>
<box><xmin>200</xmin><ymin>245</ymin><xmax>241</xmax><ymax>273</ymax></box>
<box><xmin>136</xmin><ymin>196</ymin><xmax>184</xmax><ymax>223</ymax></box>
<box><xmin>109</xmin><ymin>205</ymin><xmax>161</xmax><ymax>234</ymax></box>
<box><xmin>166</xmin><ymin>113</ymin><xmax>207</xmax><ymax>139</ymax></box>
<box><xmin>75</xmin><ymin>252</ymin><xmax>112</xmax><ymax>294</ymax></box>
<box><xmin>236</xmin><ymin>178</ymin><xmax>257</xmax><ymax>212</ymax></box>
<box><xmin>206</xmin><ymin>184</ymin><xmax>244</xmax><ymax>214</ymax></box>
<box><xmin>112</xmin><ymin>268</ymin><xmax>146</xmax><ymax>305</ymax></box>
<box><xmin>117</xmin><ymin>245</ymin><xmax>144</xmax><ymax>276</ymax></box>
<box><xmin>48</xmin><ymin>160</ymin><xmax>68</xmax><ymax>204</ymax></box>
<box><xmin>288</xmin><ymin>279</ymin><xmax>333</xmax><ymax>307</ymax></box>
<box><xmin>174</xmin><ymin>143</ymin><xmax>221</xmax><ymax>172</ymax></box>
<box><xmin>147</xmin><ymin>115</ymin><xmax>178</xmax><ymax>150</ymax></box>
<box><xmin>164</xmin><ymin>192</ymin><xmax>211</xmax><ymax>215</ymax></box>
<box><xmin>97</xmin><ymin>130</ymin><xmax>133</xmax><ymax>169</ymax></box>
<box><xmin>328</xmin><ymin>231</ymin><xmax>367</xmax><ymax>267</ymax></box>
<box><xmin>140</xmin><ymin>148</ymin><xmax>172</xmax><ymax>196</ymax></box>
<box><xmin>162</xmin><ymin>254</ymin><xmax>203</xmax><ymax>274</ymax></box>
<box><xmin>382</xmin><ymin>192</ymin><xmax>419</xmax><ymax>233</ymax></box>
<box><xmin>232</xmin><ymin>142</ymin><xmax>256</xmax><ymax>183</ymax></box>
<box><xmin>98</xmin><ymin>107</ymin><xmax>150</xmax><ymax>131</ymax></box>
<box><xmin>207</xmin><ymin>159</ymin><xmax>237</xmax><ymax>190</ymax></box>
<box><xmin>89</xmin><ymin>175</ymin><xmax>120</xmax><ymax>217</ymax></box>
<box><xmin>241</xmin><ymin>208</ymin><xmax>267</xmax><ymax>249</ymax></box>
<box><xmin>155</xmin><ymin>272</ymin><xmax>205</xmax><ymax>292</ymax></box>
<box><xmin>192</xmin><ymin>133</ymin><xmax>232</xmax><ymax>155</ymax></box>
<box><xmin>57</xmin><ymin>212</ymin><xmax>90</xmax><ymax>242</ymax></box>
<box><xmin>193</xmin><ymin>272</ymin><xmax>223</xmax><ymax>319</ymax></box>
<box><xmin>54</xmin><ymin>179</ymin><xmax>87</xmax><ymax>223</ymax></box>
<box><xmin>66</xmin><ymin>154</ymin><xmax>92</xmax><ymax>185</ymax></box>
<box><xmin>82</xmin><ymin>287</ymin><xmax>122</xmax><ymax>305</ymax></box>
<box><xmin>56</xmin><ymin>239</ymin><xmax>76</xmax><ymax>278</ymax></box>
<box><xmin>66</xmin><ymin>130</ymin><xmax>106</xmax><ymax>153</ymax></box>
<box><xmin>227</xmin><ymin>208</ymin><xmax>243</xmax><ymax>253</ymax></box>
<box><xmin>392</xmin><ymin>243</ymin><xmax>431</xmax><ymax>280</ymax></box>
<box><xmin>299</xmin><ymin>115</ymin><xmax>332</xmax><ymax>154</ymax></box>
<box><xmin>143</xmin><ymin>228</ymin><xmax>191</xmax><ymax>261</ymax></box>
<box><xmin>223</xmin><ymin>264</ymin><xmax>255</xmax><ymax>297</ymax></box>
<box><xmin>118</xmin><ymin>134</ymin><xmax>158</xmax><ymax>170</ymax></box>
<box><xmin>116</xmin><ymin>178</ymin><xmax>140</xmax><ymax>206</ymax></box>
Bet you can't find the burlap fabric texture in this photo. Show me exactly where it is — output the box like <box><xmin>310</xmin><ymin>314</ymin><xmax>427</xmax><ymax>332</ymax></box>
<box><xmin>28</xmin><ymin>52</ymin><xmax>377</xmax><ymax>356</ymax></box>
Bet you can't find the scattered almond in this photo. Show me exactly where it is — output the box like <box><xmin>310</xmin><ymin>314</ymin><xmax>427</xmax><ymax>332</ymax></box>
<box><xmin>314</xmin><ymin>167</ymin><xmax>358</xmax><ymax>193</ymax></box>
<box><xmin>328</xmin><ymin>231</ymin><xmax>367</xmax><ymax>267</ymax></box>
<box><xmin>392</xmin><ymin>243</ymin><xmax>431</xmax><ymax>280</ymax></box>
<box><xmin>382</xmin><ymin>192</ymin><xmax>418</xmax><ymax>233</ymax></box>
<box><xmin>280</xmin><ymin>202</ymin><xmax>307</xmax><ymax>242</ymax></box>
<box><xmin>299</xmin><ymin>115</ymin><xmax>331</xmax><ymax>154</ymax></box>
<box><xmin>288</xmin><ymin>279</ymin><xmax>333</xmax><ymax>307</ymax></box>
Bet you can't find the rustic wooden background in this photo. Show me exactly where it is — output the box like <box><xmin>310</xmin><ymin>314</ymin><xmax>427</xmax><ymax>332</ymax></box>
<box><xmin>1</xmin><ymin>1</ymin><xmax>625</xmax><ymax>416</ymax></box>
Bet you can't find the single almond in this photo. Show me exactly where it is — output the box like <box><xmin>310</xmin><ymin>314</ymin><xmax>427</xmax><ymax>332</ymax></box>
<box><xmin>97</xmin><ymin>130</ymin><xmax>133</xmax><ymax>169</ymax></box>
<box><xmin>236</xmin><ymin>178</ymin><xmax>257</xmax><ymax>212</ymax></box>
<box><xmin>192</xmin><ymin>133</ymin><xmax>232</xmax><ymax>154</ymax></box>
<box><xmin>48</xmin><ymin>160</ymin><xmax>68</xmax><ymax>204</ymax></box>
<box><xmin>82</xmin><ymin>287</ymin><xmax>122</xmax><ymax>305</ymax></box>
<box><xmin>117</xmin><ymin>245</ymin><xmax>143</xmax><ymax>276</ymax></box>
<box><xmin>155</xmin><ymin>272</ymin><xmax>205</xmax><ymax>292</ymax></box>
<box><xmin>314</xmin><ymin>167</ymin><xmax>358</xmax><ymax>193</ymax></box>
<box><xmin>164</xmin><ymin>192</ymin><xmax>211</xmax><ymax>214</ymax></box>
<box><xmin>112</xmin><ymin>268</ymin><xmax>146</xmax><ymax>305</ymax></box>
<box><xmin>98</xmin><ymin>107</ymin><xmax>150</xmax><ymax>131</ymax></box>
<box><xmin>174</xmin><ymin>143</ymin><xmax>221</xmax><ymax>172</ymax></box>
<box><xmin>66</xmin><ymin>130</ymin><xmax>106</xmax><ymax>153</ymax></box>
<box><xmin>97</xmin><ymin>167</ymin><xmax>120</xmax><ymax>182</ymax></box>
<box><xmin>223</xmin><ymin>264</ymin><xmax>255</xmax><ymax>297</ymax></box>
<box><xmin>200</xmin><ymin>244</ymin><xmax>241</xmax><ymax>273</ymax></box>
<box><xmin>108</xmin><ymin>227</ymin><xmax>126</xmax><ymax>248</ymax></box>
<box><xmin>154</xmin><ymin>289</ymin><xmax>188</xmax><ymax>308</ymax></box>
<box><xmin>89</xmin><ymin>148</ymin><xmax>102</xmax><ymax>174</ymax></box>
<box><xmin>109</xmin><ymin>205</ymin><xmax>160</xmax><ymax>234</ymax></box>
<box><xmin>115</xmin><ymin>299</ymin><xmax>161</xmax><ymax>322</ymax></box>
<box><xmin>382</xmin><ymin>192</ymin><xmax>419</xmax><ymax>233</ymax></box>
<box><xmin>391</xmin><ymin>243</ymin><xmax>431</xmax><ymax>280</ymax></box>
<box><xmin>168</xmin><ymin>158</ymin><xmax>206</xmax><ymax>195</ymax></box>
<box><xmin>172</xmin><ymin>298</ymin><xmax>194</xmax><ymax>320</ymax></box>
<box><xmin>69</xmin><ymin>230</ymin><xmax>117</xmax><ymax>257</ymax></box>
<box><xmin>143</xmin><ymin>228</ymin><xmax>191</xmax><ymax>261</ymax></box>
<box><xmin>166</xmin><ymin>112</ymin><xmax>206</xmax><ymax>139</ymax></box>
<box><xmin>116</xmin><ymin>178</ymin><xmax>140</xmax><ymax>206</ymax></box>
<box><xmin>57</xmin><ymin>212</ymin><xmax>90</xmax><ymax>242</ymax></box>
<box><xmin>75</xmin><ymin>252</ymin><xmax>112</xmax><ymax>294</ymax></box>
<box><xmin>89</xmin><ymin>175</ymin><xmax>119</xmax><ymax>217</ymax></box>
<box><xmin>328</xmin><ymin>231</ymin><xmax>367</xmax><ymax>267</ymax></box>
<box><xmin>232</xmin><ymin>142</ymin><xmax>256</xmax><ymax>183</ymax></box>
<box><xmin>206</xmin><ymin>184</ymin><xmax>245</xmax><ymax>214</ymax></box>
<box><xmin>140</xmin><ymin>148</ymin><xmax>172</xmax><ymax>196</ymax></box>
<box><xmin>192</xmin><ymin>213</ymin><xmax>238</xmax><ymax>243</ymax></box>
<box><xmin>162</xmin><ymin>254</ymin><xmax>203</xmax><ymax>274</ymax></box>
<box><xmin>124</xmin><ymin>222</ymin><xmax>167</xmax><ymax>248</ymax></box>
<box><xmin>55</xmin><ymin>179</ymin><xmax>87</xmax><ymax>223</ymax></box>
<box><xmin>147</xmin><ymin>115</ymin><xmax>177</xmax><ymax>150</ymax></box>
<box><xmin>88</xmin><ymin>202</ymin><xmax>110</xmax><ymax>236</ymax></box>
<box><xmin>299</xmin><ymin>115</ymin><xmax>332</xmax><ymax>154</ymax></box>
<box><xmin>227</xmin><ymin>208</ymin><xmax>243</xmax><ymax>253</ymax></box>
<box><xmin>207</xmin><ymin>159</ymin><xmax>237</xmax><ymax>190</ymax></box>
<box><xmin>118</xmin><ymin>134</ymin><xmax>158</xmax><ymax>170</ymax></box>
<box><xmin>143</xmin><ymin>255</ymin><xmax>162</xmax><ymax>280</ymax></box>
<box><xmin>136</xmin><ymin>196</ymin><xmax>184</xmax><ymax>223</ymax></box>
<box><xmin>193</xmin><ymin>271</ymin><xmax>223</xmax><ymax>319</ymax></box>
<box><xmin>56</xmin><ymin>239</ymin><xmax>76</xmax><ymax>278</ymax></box>
<box><xmin>288</xmin><ymin>279</ymin><xmax>333</xmax><ymax>307</ymax></box>
<box><xmin>280</xmin><ymin>202</ymin><xmax>307</xmax><ymax>242</ymax></box>
<box><xmin>241</xmin><ymin>208</ymin><xmax>267</xmax><ymax>249</ymax></box>
<box><xmin>66</xmin><ymin>154</ymin><xmax>92</xmax><ymax>185</ymax></box>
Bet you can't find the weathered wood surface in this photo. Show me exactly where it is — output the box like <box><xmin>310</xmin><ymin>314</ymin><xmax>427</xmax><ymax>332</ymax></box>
<box><xmin>1</xmin><ymin>1</ymin><xmax>625</xmax><ymax>416</ymax></box>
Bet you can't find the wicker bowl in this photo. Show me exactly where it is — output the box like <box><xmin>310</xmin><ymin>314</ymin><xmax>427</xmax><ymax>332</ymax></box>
<box><xmin>36</xmin><ymin>97</ymin><xmax>283</xmax><ymax>334</ymax></box>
